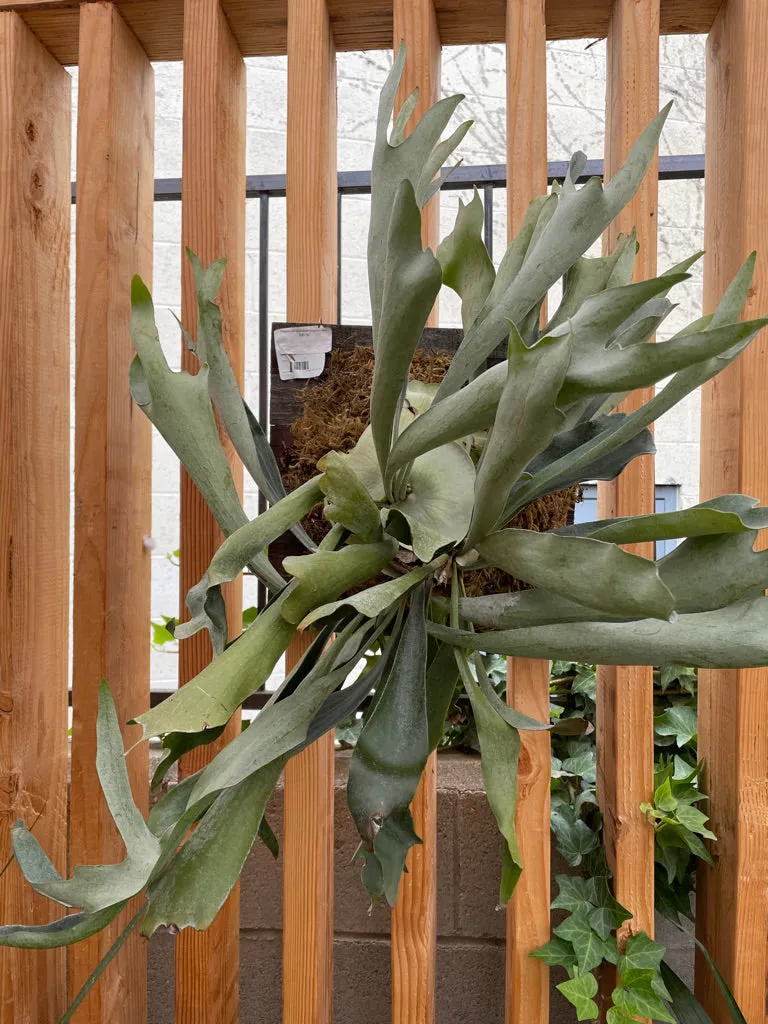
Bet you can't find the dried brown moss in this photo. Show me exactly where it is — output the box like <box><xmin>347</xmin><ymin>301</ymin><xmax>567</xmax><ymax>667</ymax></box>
<box><xmin>280</xmin><ymin>346</ymin><xmax>450</xmax><ymax>497</ymax></box>
<box><xmin>462</xmin><ymin>484</ymin><xmax>581</xmax><ymax>597</ymax></box>
<box><xmin>277</xmin><ymin>344</ymin><xmax>580</xmax><ymax>592</ymax></box>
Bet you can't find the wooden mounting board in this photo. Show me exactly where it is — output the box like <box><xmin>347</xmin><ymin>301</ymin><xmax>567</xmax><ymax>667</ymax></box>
<box><xmin>269</xmin><ymin>322</ymin><xmax>463</xmax><ymax>566</ymax></box>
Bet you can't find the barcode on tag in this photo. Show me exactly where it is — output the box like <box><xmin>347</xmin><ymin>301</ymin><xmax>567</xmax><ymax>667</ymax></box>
<box><xmin>274</xmin><ymin>325</ymin><xmax>333</xmax><ymax>380</ymax></box>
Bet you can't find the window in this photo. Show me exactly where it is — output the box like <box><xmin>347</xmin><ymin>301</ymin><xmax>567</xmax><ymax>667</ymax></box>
<box><xmin>575</xmin><ymin>484</ymin><xmax>680</xmax><ymax>559</ymax></box>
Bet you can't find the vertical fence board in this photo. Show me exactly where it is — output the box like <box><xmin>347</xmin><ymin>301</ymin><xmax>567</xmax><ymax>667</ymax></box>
<box><xmin>390</xmin><ymin>4</ymin><xmax>440</xmax><ymax>1021</ymax></box>
<box><xmin>596</xmin><ymin>0</ymin><xmax>660</xmax><ymax>974</ymax></box>
<box><xmin>177</xmin><ymin>0</ymin><xmax>246</xmax><ymax>1020</ymax></box>
<box><xmin>0</xmin><ymin>12</ymin><xmax>70</xmax><ymax>1023</ymax></box>
<box><xmin>394</xmin><ymin>0</ymin><xmax>440</xmax><ymax>326</ymax></box>
<box><xmin>504</xmin><ymin>3</ymin><xmax>550</xmax><ymax>1022</ymax></box>
<box><xmin>70</xmin><ymin>6</ymin><xmax>154</xmax><ymax>1019</ymax></box>
<box><xmin>283</xmin><ymin>2</ymin><xmax>337</xmax><ymax>1022</ymax></box>
<box><xmin>696</xmin><ymin>1</ymin><xmax>768</xmax><ymax>1018</ymax></box>
<box><xmin>283</xmin><ymin>633</ymin><xmax>334</xmax><ymax>1024</ymax></box>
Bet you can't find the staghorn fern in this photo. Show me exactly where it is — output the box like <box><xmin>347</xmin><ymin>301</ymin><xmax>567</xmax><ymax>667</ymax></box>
<box><xmin>4</xmin><ymin>44</ymin><xmax>768</xmax><ymax>979</ymax></box>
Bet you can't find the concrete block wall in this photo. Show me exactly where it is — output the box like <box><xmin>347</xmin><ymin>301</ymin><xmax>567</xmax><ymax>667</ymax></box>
<box><xmin>145</xmin><ymin>752</ymin><xmax>694</xmax><ymax>1023</ymax></box>
<box><xmin>66</xmin><ymin>35</ymin><xmax>707</xmax><ymax>688</ymax></box>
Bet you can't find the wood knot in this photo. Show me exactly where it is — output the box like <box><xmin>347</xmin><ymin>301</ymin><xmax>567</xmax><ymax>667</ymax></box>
<box><xmin>0</xmin><ymin>691</ymin><xmax>13</xmax><ymax>715</ymax></box>
<box><xmin>0</xmin><ymin>770</ymin><xmax>20</xmax><ymax>818</ymax></box>
<box><xmin>517</xmin><ymin>744</ymin><xmax>534</xmax><ymax>779</ymax></box>
<box><xmin>24</xmin><ymin>119</ymin><xmax>36</xmax><ymax>142</ymax></box>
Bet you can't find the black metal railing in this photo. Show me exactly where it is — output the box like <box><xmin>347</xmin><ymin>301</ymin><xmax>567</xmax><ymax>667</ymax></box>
<box><xmin>71</xmin><ymin>152</ymin><xmax>705</xmax><ymax>448</ymax></box>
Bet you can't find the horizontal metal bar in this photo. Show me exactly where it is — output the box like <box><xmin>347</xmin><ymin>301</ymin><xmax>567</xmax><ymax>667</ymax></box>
<box><xmin>67</xmin><ymin>688</ymin><xmax>271</xmax><ymax>711</ymax></box>
<box><xmin>69</xmin><ymin>154</ymin><xmax>705</xmax><ymax>204</ymax></box>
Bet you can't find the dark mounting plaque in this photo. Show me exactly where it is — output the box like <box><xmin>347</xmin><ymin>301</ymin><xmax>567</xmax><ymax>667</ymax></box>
<box><xmin>268</xmin><ymin>322</ymin><xmax>509</xmax><ymax>564</ymax></box>
<box><xmin>269</xmin><ymin>322</ymin><xmax>464</xmax><ymax>459</ymax></box>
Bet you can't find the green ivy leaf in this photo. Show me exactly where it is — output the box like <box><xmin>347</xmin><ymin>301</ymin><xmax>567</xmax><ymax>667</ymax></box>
<box><xmin>554</xmin><ymin>912</ymin><xmax>614</xmax><ymax>973</ymax></box>
<box><xmin>151</xmin><ymin>617</ymin><xmax>176</xmax><ymax>647</ymax></box>
<box><xmin>531</xmin><ymin>936</ymin><xmax>578</xmax><ymax>968</ymax></box>
<box><xmin>612</xmin><ymin>980</ymin><xmax>676</xmax><ymax>1023</ymax></box>
<box><xmin>619</xmin><ymin>931</ymin><xmax>666</xmax><ymax>973</ymax></box>
<box><xmin>550</xmin><ymin>813</ymin><xmax>600</xmax><ymax>867</ymax></box>
<box><xmin>556</xmin><ymin>970</ymin><xmax>600</xmax><ymax>1021</ymax></box>
<box><xmin>654</xmin><ymin>704</ymin><xmax>698</xmax><ymax>748</ymax></box>
<box><xmin>588</xmin><ymin>906</ymin><xmax>620</xmax><ymax>940</ymax></box>
<box><xmin>654</xmin><ymin>776</ymin><xmax>679</xmax><ymax>813</ymax></box>
<box><xmin>674</xmin><ymin>803</ymin><xmax>716</xmax><ymax>839</ymax></box>
<box><xmin>605</xmin><ymin>1007</ymin><xmax>638</xmax><ymax>1023</ymax></box>
<box><xmin>572</xmin><ymin>665</ymin><xmax>597</xmax><ymax>701</ymax></box>
<box><xmin>561</xmin><ymin>747</ymin><xmax>597</xmax><ymax>784</ymax></box>
<box><xmin>551</xmin><ymin>875</ymin><xmax>592</xmax><ymax>915</ymax></box>
<box><xmin>659</xmin><ymin>663</ymin><xmax>698</xmax><ymax>694</ymax></box>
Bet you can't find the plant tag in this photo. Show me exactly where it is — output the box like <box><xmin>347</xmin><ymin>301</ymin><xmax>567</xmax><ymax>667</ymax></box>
<box><xmin>274</xmin><ymin>325</ymin><xmax>332</xmax><ymax>380</ymax></box>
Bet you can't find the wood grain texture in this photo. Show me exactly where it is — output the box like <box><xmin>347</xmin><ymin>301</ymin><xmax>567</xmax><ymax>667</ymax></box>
<box><xmin>286</xmin><ymin>0</ymin><xmax>337</xmax><ymax>324</ymax></box>
<box><xmin>283</xmin><ymin>3</ymin><xmax>337</xmax><ymax>1022</ymax></box>
<box><xmin>506</xmin><ymin>0</ymin><xmax>547</xmax><ymax>238</ymax></box>
<box><xmin>505</xmin><ymin>5</ymin><xmax>551</xmax><ymax>1022</ymax></box>
<box><xmin>506</xmin><ymin>659</ymin><xmax>551</xmax><ymax>1024</ymax></box>
<box><xmin>176</xmin><ymin>0</ymin><xmax>245</xmax><ymax>1020</ymax></box>
<box><xmin>394</xmin><ymin>0</ymin><xmax>440</xmax><ymax>327</ymax></box>
<box><xmin>391</xmin><ymin>756</ymin><xmax>437</xmax><ymax>1024</ymax></box>
<box><xmin>0</xmin><ymin>13</ymin><xmax>70</xmax><ymax>1022</ymax></box>
<box><xmin>69</xmin><ymin>5</ymin><xmax>153</xmax><ymax>1020</ymax></box>
<box><xmin>389</xmin><ymin>7</ymin><xmax>439</xmax><ymax>1021</ymax></box>
<box><xmin>596</xmin><ymin>0</ymin><xmax>660</xmax><ymax>983</ymax></box>
<box><xmin>0</xmin><ymin>0</ymin><xmax>722</xmax><ymax>65</ymax></box>
<box><xmin>696</xmin><ymin>2</ymin><xmax>768</xmax><ymax>1019</ymax></box>
<box><xmin>282</xmin><ymin>633</ymin><xmax>335</xmax><ymax>1024</ymax></box>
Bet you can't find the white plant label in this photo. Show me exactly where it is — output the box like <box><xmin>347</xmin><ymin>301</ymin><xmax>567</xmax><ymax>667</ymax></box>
<box><xmin>274</xmin><ymin>325</ymin><xmax>333</xmax><ymax>380</ymax></box>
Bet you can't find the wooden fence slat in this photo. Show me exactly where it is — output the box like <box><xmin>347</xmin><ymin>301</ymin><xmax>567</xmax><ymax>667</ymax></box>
<box><xmin>70</xmin><ymin>5</ymin><xmax>154</xmax><ymax>1020</ymax></box>
<box><xmin>696</xmin><ymin>2</ymin><xmax>768</xmax><ymax>1018</ymax></box>
<box><xmin>391</xmin><ymin>757</ymin><xmax>437</xmax><ymax>1024</ymax></box>
<box><xmin>283</xmin><ymin>635</ymin><xmax>335</xmax><ymax>1024</ymax></box>
<box><xmin>504</xmin><ymin>6</ymin><xmax>550</xmax><ymax>1021</ymax></box>
<box><xmin>506</xmin><ymin>657</ymin><xmax>550</xmax><ymax>1024</ymax></box>
<box><xmin>283</xmin><ymin>2</ymin><xmax>337</xmax><ymax>1021</ymax></box>
<box><xmin>390</xmin><ymin>5</ymin><xmax>440</xmax><ymax>1021</ymax></box>
<box><xmin>394</xmin><ymin>0</ymin><xmax>440</xmax><ymax>329</ymax></box>
<box><xmin>596</xmin><ymin>0</ymin><xmax>660</xmax><ymax>969</ymax></box>
<box><xmin>0</xmin><ymin>13</ymin><xmax>70</xmax><ymax>1022</ymax></box>
<box><xmin>176</xmin><ymin>0</ymin><xmax>246</xmax><ymax>1019</ymax></box>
